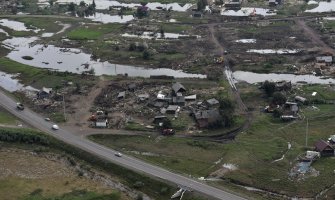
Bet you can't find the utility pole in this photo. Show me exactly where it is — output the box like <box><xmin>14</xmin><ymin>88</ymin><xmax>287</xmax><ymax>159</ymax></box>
<box><xmin>305</xmin><ymin>118</ymin><xmax>309</xmax><ymax>147</ymax></box>
<box><xmin>63</xmin><ymin>94</ymin><xmax>66</xmax><ymax>121</ymax></box>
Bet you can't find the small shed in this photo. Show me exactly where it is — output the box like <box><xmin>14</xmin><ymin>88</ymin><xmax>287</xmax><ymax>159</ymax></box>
<box><xmin>316</xmin><ymin>56</ymin><xmax>333</xmax><ymax>65</ymax></box>
<box><xmin>314</xmin><ymin>140</ymin><xmax>334</xmax><ymax>157</ymax></box>
<box><xmin>95</xmin><ymin>119</ymin><xmax>108</xmax><ymax>128</ymax></box>
<box><xmin>295</xmin><ymin>96</ymin><xmax>307</xmax><ymax>104</ymax></box>
<box><xmin>172</xmin><ymin>82</ymin><xmax>186</xmax><ymax>94</ymax></box>
<box><xmin>117</xmin><ymin>91</ymin><xmax>126</xmax><ymax>99</ymax></box>
<box><xmin>185</xmin><ymin>94</ymin><xmax>196</xmax><ymax>101</ymax></box>
<box><xmin>284</xmin><ymin>102</ymin><xmax>299</xmax><ymax>115</ymax></box>
<box><xmin>166</xmin><ymin>105</ymin><xmax>180</xmax><ymax>114</ymax></box>
<box><xmin>37</xmin><ymin>87</ymin><xmax>53</xmax><ymax>99</ymax></box>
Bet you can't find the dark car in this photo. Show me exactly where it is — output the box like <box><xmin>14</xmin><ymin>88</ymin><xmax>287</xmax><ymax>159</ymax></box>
<box><xmin>161</xmin><ymin>129</ymin><xmax>175</xmax><ymax>136</ymax></box>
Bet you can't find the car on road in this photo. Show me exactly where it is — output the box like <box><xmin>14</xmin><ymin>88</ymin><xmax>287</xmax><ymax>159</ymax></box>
<box><xmin>52</xmin><ymin>124</ymin><xmax>59</xmax><ymax>130</ymax></box>
<box><xmin>114</xmin><ymin>152</ymin><xmax>122</xmax><ymax>157</ymax></box>
<box><xmin>16</xmin><ymin>102</ymin><xmax>24</xmax><ymax>110</ymax></box>
<box><xmin>45</xmin><ymin>118</ymin><xmax>51</xmax><ymax>121</ymax></box>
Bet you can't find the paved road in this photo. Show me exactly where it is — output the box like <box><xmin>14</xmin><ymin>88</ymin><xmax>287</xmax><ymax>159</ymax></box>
<box><xmin>0</xmin><ymin>91</ymin><xmax>246</xmax><ymax>200</ymax></box>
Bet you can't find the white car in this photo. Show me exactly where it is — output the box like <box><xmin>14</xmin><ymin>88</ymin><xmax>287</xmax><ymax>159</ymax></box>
<box><xmin>114</xmin><ymin>152</ymin><xmax>122</xmax><ymax>157</ymax></box>
<box><xmin>52</xmin><ymin>124</ymin><xmax>59</xmax><ymax>130</ymax></box>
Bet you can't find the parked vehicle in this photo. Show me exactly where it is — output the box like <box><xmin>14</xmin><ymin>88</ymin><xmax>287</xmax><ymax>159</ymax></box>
<box><xmin>161</xmin><ymin>128</ymin><xmax>175</xmax><ymax>136</ymax></box>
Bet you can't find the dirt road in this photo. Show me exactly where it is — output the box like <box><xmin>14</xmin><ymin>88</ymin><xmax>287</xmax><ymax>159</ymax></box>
<box><xmin>295</xmin><ymin>19</ymin><xmax>335</xmax><ymax>54</ymax></box>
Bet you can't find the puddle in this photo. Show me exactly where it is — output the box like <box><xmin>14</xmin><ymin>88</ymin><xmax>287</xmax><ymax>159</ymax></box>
<box><xmin>233</xmin><ymin>71</ymin><xmax>335</xmax><ymax>84</ymax></box>
<box><xmin>247</xmin><ymin>49</ymin><xmax>300</xmax><ymax>54</ymax></box>
<box><xmin>221</xmin><ymin>7</ymin><xmax>276</xmax><ymax>16</ymax></box>
<box><xmin>3</xmin><ymin>37</ymin><xmax>206</xmax><ymax>78</ymax></box>
<box><xmin>122</xmin><ymin>31</ymin><xmax>200</xmax><ymax>40</ymax></box>
<box><xmin>38</xmin><ymin>0</ymin><xmax>193</xmax><ymax>11</ymax></box>
<box><xmin>235</xmin><ymin>39</ymin><xmax>256</xmax><ymax>43</ymax></box>
<box><xmin>85</xmin><ymin>13</ymin><xmax>134</xmax><ymax>23</ymax></box>
<box><xmin>41</xmin><ymin>32</ymin><xmax>55</xmax><ymax>37</ymax></box>
<box><xmin>308</xmin><ymin>0</ymin><xmax>318</xmax><ymax>5</ymax></box>
<box><xmin>0</xmin><ymin>19</ymin><xmax>40</xmax><ymax>33</ymax></box>
<box><xmin>0</xmin><ymin>71</ymin><xmax>38</xmax><ymax>92</ymax></box>
<box><xmin>306</xmin><ymin>0</ymin><xmax>335</xmax><ymax>12</ymax></box>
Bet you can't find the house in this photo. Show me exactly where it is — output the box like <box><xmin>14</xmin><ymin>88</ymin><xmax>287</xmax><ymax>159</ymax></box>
<box><xmin>117</xmin><ymin>91</ymin><xmax>126</xmax><ymax>100</ymax></box>
<box><xmin>304</xmin><ymin>151</ymin><xmax>320</xmax><ymax>161</ymax></box>
<box><xmin>37</xmin><ymin>87</ymin><xmax>52</xmax><ymax>99</ymax></box>
<box><xmin>206</xmin><ymin>98</ymin><xmax>219</xmax><ymax>108</ymax></box>
<box><xmin>194</xmin><ymin>110</ymin><xmax>222</xmax><ymax>128</ymax></box>
<box><xmin>295</xmin><ymin>96</ymin><xmax>307</xmax><ymax>104</ymax></box>
<box><xmin>166</xmin><ymin>105</ymin><xmax>180</xmax><ymax>114</ymax></box>
<box><xmin>314</xmin><ymin>140</ymin><xmax>334</xmax><ymax>157</ymax></box>
<box><xmin>172</xmin><ymin>82</ymin><xmax>186</xmax><ymax>95</ymax></box>
<box><xmin>157</xmin><ymin>91</ymin><xmax>166</xmax><ymax>100</ymax></box>
<box><xmin>316</xmin><ymin>56</ymin><xmax>333</xmax><ymax>65</ymax></box>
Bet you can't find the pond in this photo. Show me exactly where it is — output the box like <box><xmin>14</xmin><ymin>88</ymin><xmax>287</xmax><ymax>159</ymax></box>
<box><xmin>3</xmin><ymin>37</ymin><xmax>206</xmax><ymax>78</ymax></box>
<box><xmin>305</xmin><ymin>0</ymin><xmax>335</xmax><ymax>13</ymax></box>
<box><xmin>38</xmin><ymin>0</ymin><xmax>193</xmax><ymax>12</ymax></box>
<box><xmin>0</xmin><ymin>71</ymin><xmax>37</xmax><ymax>92</ymax></box>
<box><xmin>233</xmin><ymin>71</ymin><xmax>335</xmax><ymax>84</ymax></box>
<box><xmin>85</xmin><ymin>13</ymin><xmax>134</xmax><ymax>23</ymax></box>
<box><xmin>121</xmin><ymin>31</ymin><xmax>200</xmax><ymax>40</ymax></box>
<box><xmin>221</xmin><ymin>7</ymin><xmax>276</xmax><ymax>16</ymax></box>
<box><xmin>0</xmin><ymin>19</ymin><xmax>40</xmax><ymax>33</ymax></box>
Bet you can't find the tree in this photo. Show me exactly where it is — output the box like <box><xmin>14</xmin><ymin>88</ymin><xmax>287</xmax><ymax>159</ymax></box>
<box><xmin>68</xmin><ymin>2</ymin><xmax>76</xmax><ymax>12</ymax></box>
<box><xmin>272</xmin><ymin>92</ymin><xmax>287</xmax><ymax>105</ymax></box>
<box><xmin>197</xmin><ymin>0</ymin><xmax>208</xmax><ymax>11</ymax></box>
<box><xmin>219</xmin><ymin>98</ymin><xmax>235</xmax><ymax>127</ymax></box>
<box><xmin>92</xmin><ymin>0</ymin><xmax>96</xmax><ymax>8</ymax></box>
<box><xmin>142</xmin><ymin>50</ymin><xmax>150</xmax><ymax>60</ymax></box>
<box><xmin>160</xmin><ymin>27</ymin><xmax>165</xmax><ymax>38</ymax></box>
<box><xmin>263</xmin><ymin>80</ymin><xmax>276</xmax><ymax>97</ymax></box>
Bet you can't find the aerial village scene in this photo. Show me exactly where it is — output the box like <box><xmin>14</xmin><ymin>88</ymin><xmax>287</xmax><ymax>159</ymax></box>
<box><xmin>0</xmin><ymin>0</ymin><xmax>335</xmax><ymax>199</ymax></box>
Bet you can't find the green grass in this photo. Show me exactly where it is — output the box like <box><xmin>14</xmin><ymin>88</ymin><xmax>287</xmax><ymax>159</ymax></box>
<box><xmin>15</xmin><ymin>17</ymin><xmax>62</xmax><ymax>33</ymax></box>
<box><xmin>68</xmin><ymin>28</ymin><xmax>104</xmax><ymax>40</ymax></box>
<box><xmin>89</xmin><ymin>104</ymin><xmax>335</xmax><ymax>197</ymax></box>
<box><xmin>89</xmin><ymin>134</ymin><xmax>225</xmax><ymax>177</ymax></box>
<box><xmin>23</xmin><ymin>190</ymin><xmax>121</xmax><ymax>200</ymax></box>
<box><xmin>68</xmin><ymin>24</ymin><xmax>123</xmax><ymax>40</ymax></box>
<box><xmin>0</xmin><ymin>109</ymin><xmax>17</xmax><ymax>125</ymax></box>
<box><xmin>161</xmin><ymin>24</ymin><xmax>192</xmax><ymax>33</ymax></box>
<box><xmin>124</xmin><ymin>122</ymin><xmax>148</xmax><ymax>131</ymax></box>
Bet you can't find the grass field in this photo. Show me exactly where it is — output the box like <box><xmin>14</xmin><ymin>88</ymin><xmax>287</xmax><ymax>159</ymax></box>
<box><xmin>0</xmin><ymin>109</ymin><xmax>17</xmax><ymax>125</ymax></box>
<box><xmin>0</xmin><ymin>146</ymin><xmax>127</xmax><ymax>200</ymax></box>
<box><xmin>68</xmin><ymin>24</ymin><xmax>123</xmax><ymax>40</ymax></box>
<box><xmin>89</xmin><ymin>102</ymin><xmax>335</xmax><ymax>197</ymax></box>
<box><xmin>0</xmin><ymin>57</ymin><xmax>96</xmax><ymax>89</ymax></box>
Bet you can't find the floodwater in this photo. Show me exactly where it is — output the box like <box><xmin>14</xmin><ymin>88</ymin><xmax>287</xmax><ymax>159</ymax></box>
<box><xmin>305</xmin><ymin>0</ymin><xmax>335</xmax><ymax>13</ymax></box>
<box><xmin>85</xmin><ymin>13</ymin><xmax>134</xmax><ymax>23</ymax></box>
<box><xmin>247</xmin><ymin>49</ymin><xmax>300</xmax><ymax>54</ymax></box>
<box><xmin>221</xmin><ymin>7</ymin><xmax>276</xmax><ymax>16</ymax></box>
<box><xmin>0</xmin><ymin>71</ymin><xmax>37</xmax><ymax>92</ymax></box>
<box><xmin>235</xmin><ymin>39</ymin><xmax>256</xmax><ymax>43</ymax></box>
<box><xmin>122</xmin><ymin>31</ymin><xmax>200</xmax><ymax>39</ymax></box>
<box><xmin>233</xmin><ymin>71</ymin><xmax>335</xmax><ymax>84</ymax></box>
<box><xmin>38</xmin><ymin>0</ymin><xmax>193</xmax><ymax>12</ymax></box>
<box><xmin>0</xmin><ymin>19</ymin><xmax>40</xmax><ymax>33</ymax></box>
<box><xmin>3</xmin><ymin>37</ymin><xmax>206</xmax><ymax>78</ymax></box>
